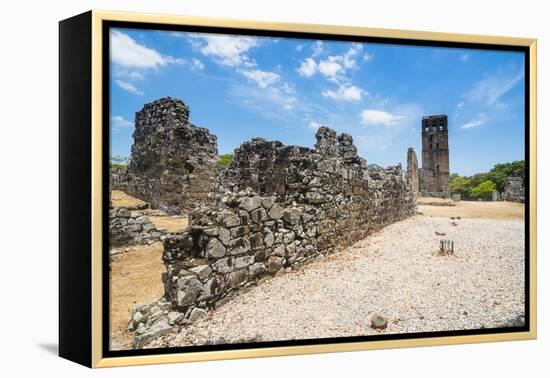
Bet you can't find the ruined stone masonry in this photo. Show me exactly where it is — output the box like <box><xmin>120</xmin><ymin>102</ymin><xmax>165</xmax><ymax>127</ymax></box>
<box><xmin>407</xmin><ymin>147</ymin><xmax>419</xmax><ymax>195</ymax></box>
<box><xmin>502</xmin><ymin>177</ymin><xmax>525</xmax><ymax>203</ymax></box>
<box><xmin>128</xmin><ymin>122</ymin><xmax>417</xmax><ymax>347</ymax></box>
<box><xmin>121</xmin><ymin>97</ymin><xmax>219</xmax><ymax>214</ymax></box>
<box><xmin>109</xmin><ymin>207</ymin><xmax>165</xmax><ymax>248</ymax></box>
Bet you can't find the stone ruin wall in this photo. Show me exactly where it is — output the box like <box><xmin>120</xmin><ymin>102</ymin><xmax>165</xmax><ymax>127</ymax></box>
<box><xmin>129</xmin><ymin>126</ymin><xmax>417</xmax><ymax>345</ymax></box>
<box><xmin>407</xmin><ymin>147</ymin><xmax>419</xmax><ymax>195</ymax></box>
<box><xmin>124</xmin><ymin>97</ymin><xmax>218</xmax><ymax>214</ymax></box>
<box><xmin>109</xmin><ymin>207</ymin><xmax>165</xmax><ymax>248</ymax></box>
<box><xmin>502</xmin><ymin>177</ymin><xmax>525</xmax><ymax>203</ymax></box>
<box><xmin>110</xmin><ymin>167</ymin><xmax>129</xmax><ymax>192</ymax></box>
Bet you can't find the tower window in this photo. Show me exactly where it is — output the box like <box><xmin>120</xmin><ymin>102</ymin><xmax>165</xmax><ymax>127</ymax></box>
<box><xmin>436</xmin><ymin>143</ymin><xmax>439</xmax><ymax>148</ymax></box>
<box><xmin>432</xmin><ymin>127</ymin><xmax>436</xmax><ymax>132</ymax></box>
<box><xmin>429</xmin><ymin>143</ymin><xmax>432</xmax><ymax>149</ymax></box>
<box><xmin>439</xmin><ymin>125</ymin><xmax>443</xmax><ymax>131</ymax></box>
<box><xmin>425</xmin><ymin>127</ymin><xmax>429</xmax><ymax>132</ymax></box>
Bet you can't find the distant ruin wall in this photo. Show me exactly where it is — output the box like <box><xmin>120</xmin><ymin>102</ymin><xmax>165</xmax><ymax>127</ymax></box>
<box><xmin>502</xmin><ymin>177</ymin><xmax>525</xmax><ymax>203</ymax></box>
<box><xmin>125</xmin><ymin>97</ymin><xmax>218</xmax><ymax>214</ymax></box>
<box><xmin>407</xmin><ymin>147</ymin><xmax>419</xmax><ymax>195</ymax></box>
<box><xmin>110</xmin><ymin>167</ymin><xmax>129</xmax><ymax>191</ymax></box>
<box><xmin>129</xmin><ymin>127</ymin><xmax>417</xmax><ymax>341</ymax></box>
<box><xmin>109</xmin><ymin>207</ymin><xmax>165</xmax><ymax>247</ymax></box>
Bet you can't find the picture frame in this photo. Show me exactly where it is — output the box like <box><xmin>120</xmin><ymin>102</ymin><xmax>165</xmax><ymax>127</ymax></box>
<box><xmin>59</xmin><ymin>10</ymin><xmax>537</xmax><ymax>368</ymax></box>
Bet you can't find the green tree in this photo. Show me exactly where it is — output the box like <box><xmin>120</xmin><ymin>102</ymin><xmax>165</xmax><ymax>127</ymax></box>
<box><xmin>471</xmin><ymin>180</ymin><xmax>496</xmax><ymax>200</ymax></box>
<box><xmin>110</xmin><ymin>155</ymin><xmax>130</xmax><ymax>169</ymax></box>
<box><xmin>450</xmin><ymin>175</ymin><xmax>470</xmax><ymax>197</ymax></box>
<box><xmin>216</xmin><ymin>153</ymin><xmax>233</xmax><ymax>169</ymax></box>
<box><xmin>485</xmin><ymin>160</ymin><xmax>525</xmax><ymax>192</ymax></box>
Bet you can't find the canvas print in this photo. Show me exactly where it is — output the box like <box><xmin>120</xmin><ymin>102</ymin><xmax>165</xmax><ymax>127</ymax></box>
<box><xmin>107</xmin><ymin>26</ymin><xmax>527</xmax><ymax>351</ymax></box>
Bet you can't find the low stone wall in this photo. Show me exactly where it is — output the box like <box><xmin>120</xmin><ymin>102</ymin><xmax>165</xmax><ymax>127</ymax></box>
<box><xmin>109</xmin><ymin>207</ymin><xmax>165</xmax><ymax>248</ymax></box>
<box><xmin>129</xmin><ymin>127</ymin><xmax>417</xmax><ymax>346</ymax></box>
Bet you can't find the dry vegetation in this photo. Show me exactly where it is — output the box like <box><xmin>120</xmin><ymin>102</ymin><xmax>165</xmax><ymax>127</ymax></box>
<box><xmin>110</xmin><ymin>243</ymin><xmax>165</xmax><ymax>350</ymax></box>
<box><xmin>419</xmin><ymin>200</ymin><xmax>524</xmax><ymax>220</ymax></box>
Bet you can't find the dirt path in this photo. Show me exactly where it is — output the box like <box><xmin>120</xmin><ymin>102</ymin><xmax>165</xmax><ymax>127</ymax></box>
<box><xmin>110</xmin><ymin>243</ymin><xmax>165</xmax><ymax>350</ymax></box>
<box><xmin>150</xmin><ymin>215</ymin><xmax>525</xmax><ymax>348</ymax></box>
<box><xmin>419</xmin><ymin>200</ymin><xmax>524</xmax><ymax>220</ymax></box>
<box><xmin>111</xmin><ymin>189</ymin><xmax>148</xmax><ymax>208</ymax></box>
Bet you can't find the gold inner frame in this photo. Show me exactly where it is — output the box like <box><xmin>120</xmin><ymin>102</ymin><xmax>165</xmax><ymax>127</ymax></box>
<box><xmin>90</xmin><ymin>10</ymin><xmax>537</xmax><ymax>368</ymax></box>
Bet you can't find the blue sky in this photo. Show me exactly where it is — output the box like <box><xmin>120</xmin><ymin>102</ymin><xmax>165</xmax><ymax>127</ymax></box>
<box><xmin>109</xmin><ymin>27</ymin><xmax>525</xmax><ymax>176</ymax></box>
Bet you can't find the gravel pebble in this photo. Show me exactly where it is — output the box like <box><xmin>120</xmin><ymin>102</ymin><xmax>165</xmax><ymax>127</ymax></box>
<box><xmin>148</xmin><ymin>215</ymin><xmax>525</xmax><ymax>348</ymax></box>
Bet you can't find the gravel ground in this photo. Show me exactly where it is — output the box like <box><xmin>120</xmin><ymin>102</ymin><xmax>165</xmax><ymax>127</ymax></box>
<box><xmin>150</xmin><ymin>215</ymin><xmax>525</xmax><ymax>348</ymax></box>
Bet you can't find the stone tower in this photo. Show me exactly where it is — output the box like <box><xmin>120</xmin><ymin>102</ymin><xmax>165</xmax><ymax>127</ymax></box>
<box><xmin>419</xmin><ymin>114</ymin><xmax>450</xmax><ymax>198</ymax></box>
<box><xmin>125</xmin><ymin>97</ymin><xmax>218</xmax><ymax>214</ymax></box>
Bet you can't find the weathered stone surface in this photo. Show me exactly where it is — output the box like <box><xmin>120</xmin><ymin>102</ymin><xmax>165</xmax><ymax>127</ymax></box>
<box><xmin>234</xmin><ymin>255</ymin><xmax>255</xmax><ymax>269</ymax></box>
<box><xmin>186</xmin><ymin>307</ymin><xmax>207</xmax><ymax>322</ymax></box>
<box><xmin>124</xmin><ymin>97</ymin><xmax>218</xmax><ymax>213</ymax></box>
<box><xmin>370</xmin><ymin>314</ymin><xmax>388</xmax><ymax>329</ymax></box>
<box><xmin>502</xmin><ymin>177</ymin><xmax>525</xmax><ymax>203</ymax></box>
<box><xmin>248</xmin><ymin>262</ymin><xmax>266</xmax><ymax>279</ymax></box>
<box><xmin>134</xmin><ymin>317</ymin><xmax>172</xmax><ymax>349</ymax></box>
<box><xmin>266</xmin><ymin>256</ymin><xmax>284</xmax><ymax>273</ymax></box>
<box><xmin>189</xmin><ymin>264</ymin><xmax>212</xmax><ymax>282</ymax></box>
<box><xmin>167</xmin><ymin>311</ymin><xmax>185</xmax><ymax>325</ymax></box>
<box><xmin>212</xmin><ymin>257</ymin><xmax>233</xmax><ymax>274</ymax></box>
<box><xmin>407</xmin><ymin>147</ymin><xmax>419</xmax><ymax>195</ymax></box>
<box><xmin>109</xmin><ymin>208</ymin><xmax>164</xmax><ymax>247</ymax></box>
<box><xmin>176</xmin><ymin>276</ymin><xmax>203</xmax><ymax>307</ymax></box>
<box><xmin>228</xmin><ymin>268</ymin><xmax>248</xmax><ymax>288</ymax></box>
<box><xmin>206</xmin><ymin>238</ymin><xmax>226</xmax><ymax>258</ymax></box>
<box><xmin>239</xmin><ymin>196</ymin><xmax>262</xmax><ymax>212</ymax></box>
<box><xmin>228</xmin><ymin>237</ymin><xmax>251</xmax><ymax>255</ymax></box>
<box><xmin>268</xmin><ymin>204</ymin><xmax>284</xmax><ymax>220</ymax></box>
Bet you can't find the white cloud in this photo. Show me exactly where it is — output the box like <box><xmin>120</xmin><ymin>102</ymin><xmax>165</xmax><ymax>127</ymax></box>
<box><xmin>110</xmin><ymin>31</ymin><xmax>183</xmax><ymax>68</ymax></box>
<box><xmin>297</xmin><ymin>58</ymin><xmax>317</xmax><ymax>77</ymax></box>
<box><xmin>312</xmin><ymin>41</ymin><xmax>323</xmax><ymax>57</ymax></box>
<box><xmin>282</xmin><ymin>82</ymin><xmax>296</xmax><ymax>94</ymax></box>
<box><xmin>191</xmin><ymin>58</ymin><xmax>204</xmax><ymax>70</ymax></box>
<box><xmin>460</xmin><ymin>113</ymin><xmax>487</xmax><ymax>129</ymax></box>
<box><xmin>308</xmin><ymin>121</ymin><xmax>323</xmax><ymax>131</ymax></box>
<box><xmin>466</xmin><ymin>69</ymin><xmax>524</xmax><ymax>106</ymax></box>
<box><xmin>296</xmin><ymin>44</ymin><xmax>304</xmax><ymax>52</ymax></box>
<box><xmin>113</xmin><ymin>68</ymin><xmax>145</xmax><ymax>81</ymax></box>
<box><xmin>361</xmin><ymin>109</ymin><xmax>404</xmax><ymax>126</ymax></box>
<box><xmin>240</xmin><ymin>69</ymin><xmax>280</xmax><ymax>88</ymax></box>
<box><xmin>298</xmin><ymin>44</ymin><xmax>362</xmax><ymax>83</ymax></box>
<box><xmin>111</xmin><ymin>115</ymin><xmax>133</xmax><ymax>130</ymax></box>
<box><xmin>322</xmin><ymin>85</ymin><xmax>364</xmax><ymax>101</ymax></box>
<box><xmin>363</xmin><ymin>53</ymin><xmax>374</xmax><ymax>62</ymax></box>
<box><xmin>114</xmin><ymin>80</ymin><xmax>144</xmax><ymax>96</ymax></box>
<box><xmin>460</xmin><ymin>53</ymin><xmax>470</xmax><ymax>62</ymax></box>
<box><xmin>194</xmin><ymin>35</ymin><xmax>258</xmax><ymax>67</ymax></box>
<box><xmin>456</xmin><ymin>101</ymin><xmax>465</xmax><ymax>108</ymax></box>
<box><xmin>318</xmin><ymin>57</ymin><xmax>343</xmax><ymax>81</ymax></box>
<box><xmin>229</xmin><ymin>84</ymin><xmax>300</xmax><ymax>118</ymax></box>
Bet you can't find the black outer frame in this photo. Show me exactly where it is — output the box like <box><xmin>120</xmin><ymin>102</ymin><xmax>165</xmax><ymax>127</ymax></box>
<box><xmin>58</xmin><ymin>11</ymin><xmax>531</xmax><ymax>368</ymax></box>
<box><xmin>59</xmin><ymin>11</ymin><xmax>93</xmax><ymax>367</ymax></box>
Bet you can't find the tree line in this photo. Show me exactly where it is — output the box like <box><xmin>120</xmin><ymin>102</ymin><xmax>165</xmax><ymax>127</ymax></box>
<box><xmin>450</xmin><ymin>160</ymin><xmax>525</xmax><ymax>200</ymax></box>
